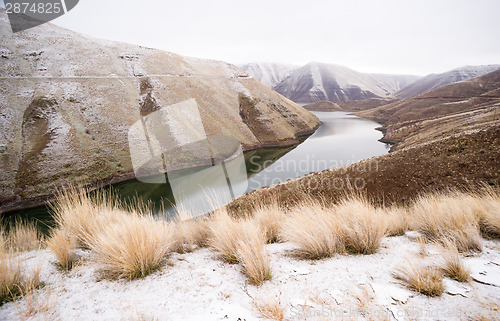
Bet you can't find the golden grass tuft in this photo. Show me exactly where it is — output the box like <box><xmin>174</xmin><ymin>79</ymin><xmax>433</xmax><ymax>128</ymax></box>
<box><xmin>410</xmin><ymin>192</ymin><xmax>483</xmax><ymax>252</ymax></box>
<box><xmin>335</xmin><ymin>197</ymin><xmax>386</xmax><ymax>254</ymax></box>
<box><xmin>236</xmin><ymin>222</ymin><xmax>272</xmax><ymax>286</ymax></box>
<box><xmin>394</xmin><ymin>263</ymin><xmax>444</xmax><ymax>297</ymax></box>
<box><xmin>47</xmin><ymin>229</ymin><xmax>76</xmax><ymax>271</ymax></box>
<box><xmin>0</xmin><ymin>255</ymin><xmax>22</xmax><ymax>304</ymax></box>
<box><xmin>172</xmin><ymin>217</ymin><xmax>211</xmax><ymax>253</ymax></box>
<box><xmin>208</xmin><ymin>209</ymin><xmax>246</xmax><ymax>263</ymax></box>
<box><xmin>0</xmin><ymin>220</ymin><xmax>43</xmax><ymax>253</ymax></box>
<box><xmin>0</xmin><ymin>258</ymin><xmax>44</xmax><ymax>306</ymax></box>
<box><xmin>251</xmin><ymin>202</ymin><xmax>285</xmax><ymax>244</ymax></box>
<box><xmin>384</xmin><ymin>207</ymin><xmax>410</xmax><ymax>237</ymax></box>
<box><xmin>253</xmin><ymin>297</ymin><xmax>285</xmax><ymax>321</ymax></box>
<box><xmin>475</xmin><ymin>191</ymin><xmax>500</xmax><ymax>239</ymax></box>
<box><xmin>86</xmin><ymin>214</ymin><xmax>175</xmax><ymax>279</ymax></box>
<box><xmin>50</xmin><ymin>188</ymin><xmax>126</xmax><ymax>249</ymax></box>
<box><xmin>280</xmin><ymin>202</ymin><xmax>345</xmax><ymax>259</ymax></box>
<box><xmin>441</xmin><ymin>241</ymin><xmax>471</xmax><ymax>282</ymax></box>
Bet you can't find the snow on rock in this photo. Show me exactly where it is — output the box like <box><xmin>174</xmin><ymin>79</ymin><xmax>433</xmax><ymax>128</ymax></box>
<box><xmin>467</xmin><ymin>257</ymin><xmax>500</xmax><ymax>287</ymax></box>
<box><xmin>443</xmin><ymin>279</ymin><xmax>471</xmax><ymax>297</ymax></box>
<box><xmin>371</xmin><ymin>282</ymin><xmax>414</xmax><ymax>305</ymax></box>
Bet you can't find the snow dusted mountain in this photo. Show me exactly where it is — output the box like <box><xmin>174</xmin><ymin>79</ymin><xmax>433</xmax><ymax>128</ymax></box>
<box><xmin>0</xmin><ymin>8</ymin><xmax>320</xmax><ymax>212</ymax></box>
<box><xmin>238</xmin><ymin>62</ymin><xmax>298</xmax><ymax>87</ymax></box>
<box><xmin>395</xmin><ymin>65</ymin><xmax>500</xmax><ymax>99</ymax></box>
<box><xmin>272</xmin><ymin>62</ymin><xmax>420</xmax><ymax>103</ymax></box>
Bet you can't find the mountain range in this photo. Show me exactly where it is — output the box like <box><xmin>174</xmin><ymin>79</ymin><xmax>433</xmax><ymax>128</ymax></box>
<box><xmin>240</xmin><ymin>62</ymin><xmax>499</xmax><ymax>104</ymax></box>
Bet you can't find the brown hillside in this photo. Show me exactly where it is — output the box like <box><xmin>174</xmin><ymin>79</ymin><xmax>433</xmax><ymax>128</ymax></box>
<box><xmin>228</xmin><ymin>126</ymin><xmax>500</xmax><ymax>214</ymax></box>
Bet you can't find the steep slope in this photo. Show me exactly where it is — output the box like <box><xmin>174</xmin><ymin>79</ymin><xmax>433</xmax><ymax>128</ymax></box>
<box><xmin>0</xmin><ymin>9</ymin><xmax>320</xmax><ymax>212</ymax></box>
<box><xmin>273</xmin><ymin>62</ymin><xmax>420</xmax><ymax>103</ymax></box>
<box><xmin>395</xmin><ymin>65</ymin><xmax>500</xmax><ymax>99</ymax></box>
<box><xmin>358</xmin><ymin>69</ymin><xmax>500</xmax><ymax>151</ymax></box>
<box><xmin>238</xmin><ymin>62</ymin><xmax>298</xmax><ymax>87</ymax></box>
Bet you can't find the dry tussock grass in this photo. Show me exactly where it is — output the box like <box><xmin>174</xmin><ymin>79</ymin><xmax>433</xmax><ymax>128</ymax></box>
<box><xmin>236</xmin><ymin>221</ymin><xmax>272</xmax><ymax>285</ymax></box>
<box><xmin>280</xmin><ymin>196</ymin><xmax>386</xmax><ymax>258</ymax></box>
<box><xmin>384</xmin><ymin>207</ymin><xmax>409</xmax><ymax>236</ymax></box>
<box><xmin>208</xmin><ymin>209</ymin><xmax>246</xmax><ymax>264</ymax></box>
<box><xmin>51</xmin><ymin>188</ymin><xmax>126</xmax><ymax>249</ymax></box>
<box><xmin>0</xmin><ymin>220</ymin><xmax>43</xmax><ymax>253</ymax></box>
<box><xmin>281</xmin><ymin>201</ymin><xmax>345</xmax><ymax>259</ymax></box>
<box><xmin>335</xmin><ymin>197</ymin><xmax>386</xmax><ymax>255</ymax></box>
<box><xmin>253</xmin><ymin>297</ymin><xmax>285</xmax><ymax>321</ymax></box>
<box><xmin>410</xmin><ymin>192</ymin><xmax>483</xmax><ymax>252</ymax></box>
<box><xmin>47</xmin><ymin>229</ymin><xmax>76</xmax><ymax>271</ymax></box>
<box><xmin>394</xmin><ymin>263</ymin><xmax>444</xmax><ymax>297</ymax></box>
<box><xmin>86</xmin><ymin>214</ymin><xmax>175</xmax><ymax>280</ymax></box>
<box><xmin>441</xmin><ymin>241</ymin><xmax>471</xmax><ymax>282</ymax></box>
<box><xmin>251</xmin><ymin>202</ymin><xmax>285</xmax><ymax>244</ymax></box>
<box><xmin>0</xmin><ymin>255</ymin><xmax>22</xmax><ymax>304</ymax></box>
<box><xmin>0</xmin><ymin>258</ymin><xmax>44</xmax><ymax>306</ymax></box>
<box><xmin>172</xmin><ymin>217</ymin><xmax>211</xmax><ymax>253</ymax></box>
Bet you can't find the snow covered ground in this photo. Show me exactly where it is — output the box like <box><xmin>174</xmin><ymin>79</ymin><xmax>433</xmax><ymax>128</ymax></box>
<box><xmin>1</xmin><ymin>235</ymin><xmax>499</xmax><ymax>321</ymax></box>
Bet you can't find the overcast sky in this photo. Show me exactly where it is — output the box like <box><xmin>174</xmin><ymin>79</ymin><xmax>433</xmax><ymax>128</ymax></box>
<box><xmin>2</xmin><ymin>0</ymin><xmax>499</xmax><ymax>75</ymax></box>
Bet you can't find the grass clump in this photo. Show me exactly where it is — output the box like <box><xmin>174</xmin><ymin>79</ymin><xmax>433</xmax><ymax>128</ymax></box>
<box><xmin>394</xmin><ymin>263</ymin><xmax>444</xmax><ymax>297</ymax></box>
<box><xmin>0</xmin><ymin>220</ymin><xmax>43</xmax><ymax>253</ymax></box>
<box><xmin>410</xmin><ymin>192</ymin><xmax>483</xmax><ymax>252</ymax></box>
<box><xmin>253</xmin><ymin>297</ymin><xmax>285</xmax><ymax>321</ymax></box>
<box><xmin>280</xmin><ymin>201</ymin><xmax>345</xmax><ymax>259</ymax></box>
<box><xmin>208</xmin><ymin>209</ymin><xmax>246</xmax><ymax>264</ymax></box>
<box><xmin>442</xmin><ymin>241</ymin><xmax>471</xmax><ymax>282</ymax></box>
<box><xmin>336</xmin><ymin>197</ymin><xmax>386</xmax><ymax>254</ymax></box>
<box><xmin>50</xmin><ymin>188</ymin><xmax>125</xmax><ymax>249</ymax></box>
<box><xmin>0</xmin><ymin>258</ymin><xmax>44</xmax><ymax>306</ymax></box>
<box><xmin>236</xmin><ymin>222</ymin><xmax>272</xmax><ymax>286</ymax></box>
<box><xmin>86</xmin><ymin>214</ymin><xmax>175</xmax><ymax>280</ymax></box>
<box><xmin>172</xmin><ymin>217</ymin><xmax>211</xmax><ymax>253</ymax></box>
<box><xmin>47</xmin><ymin>229</ymin><xmax>76</xmax><ymax>271</ymax></box>
<box><xmin>251</xmin><ymin>202</ymin><xmax>285</xmax><ymax>244</ymax></box>
<box><xmin>0</xmin><ymin>256</ymin><xmax>22</xmax><ymax>304</ymax></box>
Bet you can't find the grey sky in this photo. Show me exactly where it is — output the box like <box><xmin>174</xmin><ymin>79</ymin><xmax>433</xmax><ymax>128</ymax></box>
<box><xmin>2</xmin><ymin>0</ymin><xmax>499</xmax><ymax>75</ymax></box>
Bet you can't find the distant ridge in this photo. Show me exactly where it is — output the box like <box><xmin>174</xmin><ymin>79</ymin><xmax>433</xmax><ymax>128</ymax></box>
<box><xmin>394</xmin><ymin>65</ymin><xmax>500</xmax><ymax>99</ymax></box>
